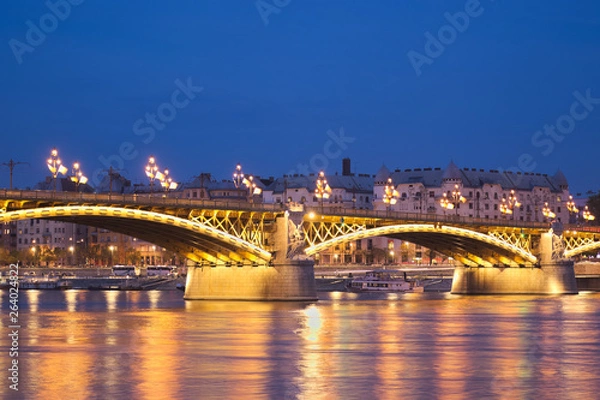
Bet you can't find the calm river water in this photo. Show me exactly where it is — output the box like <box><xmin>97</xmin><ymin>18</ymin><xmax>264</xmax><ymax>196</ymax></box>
<box><xmin>1</xmin><ymin>289</ymin><xmax>600</xmax><ymax>399</ymax></box>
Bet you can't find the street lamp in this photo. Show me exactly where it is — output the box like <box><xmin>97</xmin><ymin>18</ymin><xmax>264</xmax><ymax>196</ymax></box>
<box><xmin>382</xmin><ymin>177</ymin><xmax>399</xmax><ymax>211</ymax></box>
<box><xmin>440</xmin><ymin>193</ymin><xmax>453</xmax><ymax>215</ymax></box>
<box><xmin>70</xmin><ymin>162</ymin><xmax>88</xmax><ymax>192</ymax></box>
<box><xmin>160</xmin><ymin>169</ymin><xmax>179</xmax><ymax>193</ymax></box>
<box><xmin>314</xmin><ymin>170</ymin><xmax>332</xmax><ymax>209</ymax></box>
<box><xmin>440</xmin><ymin>184</ymin><xmax>465</xmax><ymax>215</ymax></box>
<box><xmin>499</xmin><ymin>189</ymin><xmax>521</xmax><ymax>220</ymax></box>
<box><xmin>233</xmin><ymin>163</ymin><xmax>262</xmax><ymax>202</ymax></box>
<box><xmin>145</xmin><ymin>156</ymin><xmax>161</xmax><ymax>193</ymax></box>
<box><xmin>108</xmin><ymin>245</ymin><xmax>116</xmax><ymax>266</ymax></box>
<box><xmin>30</xmin><ymin>245</ymin><xmax>37</xmax><ymax>267</ymax></box>
<box><xmin>47</xmin><ymin>148</ymin><xmax>68</xmax><ymax>192</ymax></box>
<box><xmin>542</xmin><ymin>202</ymin><xmax>556</xmax><ymax>221</ymax></box>
<box><xmin>68</xmin><ymin>245</ymin><xmax>75</xmax><ymax>266</ymax></box>
<box><xmin>566</xmin><ymin>195</ymin><xmax>579</xmax><ymax>224</ymax></box>
<box><xmin>583</xmin><ymin>205</ymin><xmax>595</xmax><ymax>224</ymax></box>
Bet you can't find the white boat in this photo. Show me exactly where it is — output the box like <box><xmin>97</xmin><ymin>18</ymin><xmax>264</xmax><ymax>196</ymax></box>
<box><xmin>19</xmin><ymin>278</ymin><xmax>72</xmax><ymax>290</ymax></box>
<box><xmin>346</xmin><ymin>270</ymin><xmax>424</xmax><ymax>293</ymax></box>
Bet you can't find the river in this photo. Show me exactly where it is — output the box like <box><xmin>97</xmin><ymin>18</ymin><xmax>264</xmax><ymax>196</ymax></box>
<box><xmin>1</xmin><ymin>290</ymin><xmax>600</xmax><ymax>399</ymax></box>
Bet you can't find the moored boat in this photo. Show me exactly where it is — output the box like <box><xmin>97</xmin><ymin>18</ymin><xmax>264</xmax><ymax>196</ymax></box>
<box><xmin>19</xmin><ymin>278</ymin><xmax>72</xmax><ymax>290</ymax></box>
<box><xmin>346</xmin><ymin>270</ymin><xmax>424</xmax><ymax>293</ymax></box>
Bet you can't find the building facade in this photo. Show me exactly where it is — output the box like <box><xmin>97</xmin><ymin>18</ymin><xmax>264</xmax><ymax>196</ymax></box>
<box><xmin>374</xmin><ymin>161</ymin><xmax>573</xmax><ymax>223</ymax></box>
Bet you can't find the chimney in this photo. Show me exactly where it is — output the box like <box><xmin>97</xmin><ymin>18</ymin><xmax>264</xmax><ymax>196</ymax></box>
<box><xmin>342</xmin><ymin>158</ymin><xmax>351</xmax><ymax>176</ymax></box>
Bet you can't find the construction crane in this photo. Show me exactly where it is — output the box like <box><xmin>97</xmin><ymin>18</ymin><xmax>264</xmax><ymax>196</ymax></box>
<box><xmin>1</xmin><ymin>159</ymin><xmax>29</xmax><ymax>189</ymax></box>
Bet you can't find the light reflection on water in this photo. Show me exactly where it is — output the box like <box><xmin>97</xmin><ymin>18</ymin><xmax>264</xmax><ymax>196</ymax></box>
<box><xmin>1</xmin><ymin>290</ymin><xmax>600</xmax><ymax>399</ymax></box>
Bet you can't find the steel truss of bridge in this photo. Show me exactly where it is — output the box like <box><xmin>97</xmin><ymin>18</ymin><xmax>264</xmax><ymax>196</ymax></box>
<box><xmin>1</xmin><ymin>190</ymin><xmax>600</xmax><ymax>267</ymax></box>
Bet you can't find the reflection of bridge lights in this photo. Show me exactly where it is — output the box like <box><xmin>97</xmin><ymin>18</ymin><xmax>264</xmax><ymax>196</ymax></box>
<box><xmin>301</xmin><ymin>305</ymin><xmax>323</xmax><ymax>342</ymax></box>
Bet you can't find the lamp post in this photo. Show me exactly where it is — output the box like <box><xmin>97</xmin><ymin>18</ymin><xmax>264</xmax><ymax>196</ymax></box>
<box><xmin>382</xmin><ymin>177</ymin><xmax>399</xmax><ymax>212</ymax></box>
<box><xmin>233</xmin><ymin>163</ymin><xmax>262</xmax><ymax>203</ymax></box>
<box><xmin>542</xmin><ymin>202</ymin><xmax>556</xmax><ymax>222</ymax></box>
<box><xmin>46</xmin><ymin>148</ymin><xmax>67</xmax><ymax>192</ymax></box>
<box><xmin>160</xmin><ymin>169</ymin><xmax>179</xmax><ymax>194</ymax></box>
<box><xmin>450</xmin><ymin>184</ymin><xmax>466</xmax><ymax>215</ymax></box>
<box><xmin>500</xmin><ymin>189</ymin><xmax>521</xmax><ymax>220</ymax></box>
<box><xmin>109</xmin><ymin>245</ymin><xmax>116</xmax><ymax>266</ymax></box>
<box><xmin>30</xmin><ymin>244</ymin><xmax>37</xmax><ymax>267</ymax></box>
<box><xmin>68</xmin><ymin>245</ymin><xmax>75</xmax><ymax>267</ymax></box>
<box><xmin>566</xmin><ymin>195</ymin><xmax>579</xmax><ymax>224</ymax></box>
<box><xmin>314</xmin><ymin>170</ymin><xmax>331</xmax><ymax>210</ymax></box>
<box><xmin>440</xmin><ymin>193</ymin><xmax>452</xmax><ymax>216</ymax></box>
<box><xmin>70</xmin><ymin>162</ymin><xmax>88</xmax><ymax>192</ymax></box>
<box><xmin>440</xmin><ymin>184</ymin><xmax>465</xmax><ymax>216</ymax></box>
<box><xmin>145</xmin><ymin>156</ymin><xmax>159</xmax><ymax>194</ymax></box>
<box><xmin>583</xmin><ymin>205</ymin><xmax>595</xmax><ymax>225</ymax></box>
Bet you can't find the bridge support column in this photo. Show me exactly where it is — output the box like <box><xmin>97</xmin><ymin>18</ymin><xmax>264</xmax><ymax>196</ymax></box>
<box><xmin>184</xmin><ymin>212</ymin><xmax>317</xmax><ymax>301</ymax></box>
<box><xmin>451</xmin><ymin>232</ymin><xmax>578</xmax><ymax>294</ymax></box>
<box><xmin>183</xmin><ymin>260</ymin><xmax>317</xmax><ymax>300</ymax></box>
<box><xmin>451</xmin><ymin>261</ymin><xmax>577</xmax><ymax>294</ymax></box>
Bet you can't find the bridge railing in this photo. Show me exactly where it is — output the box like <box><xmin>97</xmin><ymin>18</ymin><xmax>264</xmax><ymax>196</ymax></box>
<box><xmin>305</xmin><ymin>205</ymin><xmax>551</xmax><ymax>230</ymax></box>
<box><xmin>564</xmin><ymin>224</ymin><xmax>600</xmax><ymax>233</ymax></box>
<box><xmin>0</xmin><ymin>189</ymin><xmax>566</xmax><ymax>230</ymax></box>
<box><xmin>0</xmin><ymin>189</ymin><xmax>284</xmax><ymax>213</ymax></box>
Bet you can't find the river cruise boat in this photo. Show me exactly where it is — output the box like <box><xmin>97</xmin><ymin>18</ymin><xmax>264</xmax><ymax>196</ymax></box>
<box><xmin>346</xmin><ymin>270</ymin><xmax>424</xmax><ymax>293</ymax></box>
<box><xmin>19</xmin><ymin>278</ymin><xmax>72</xmax><ymax>290</ymax></box>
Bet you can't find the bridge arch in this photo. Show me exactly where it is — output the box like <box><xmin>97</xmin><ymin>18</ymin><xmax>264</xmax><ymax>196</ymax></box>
<box><xmin>305</xmin><ymin>224</ymin><xmax>537</xmax><ymax>267</ymax></box>
<box><xmin>565</xmin><ymin>242</ymin><xmax>600</xmax><ymax>259</ymax></box>
<box><xmin>0</xmin><ymin>206</ymin><xmax>272</xmax><ymax>264</ymax></box>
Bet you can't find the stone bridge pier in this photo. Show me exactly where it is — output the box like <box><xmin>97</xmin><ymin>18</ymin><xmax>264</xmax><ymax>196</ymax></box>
<box><xmin>184</xmin><ymin>212</ymin><xmax>317</xmax><ymax>301</ymax></box>
<box><xmin>451</xmin><ymin>228</ymin><xmax>578</xmax><ymax>295</ymax></box>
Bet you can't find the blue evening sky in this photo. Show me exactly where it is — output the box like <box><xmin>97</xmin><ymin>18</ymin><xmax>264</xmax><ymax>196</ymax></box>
<box><xmin>1</xmin><ymin>0</ymin><xmax>599</xmax><ymax>194</ymax></box>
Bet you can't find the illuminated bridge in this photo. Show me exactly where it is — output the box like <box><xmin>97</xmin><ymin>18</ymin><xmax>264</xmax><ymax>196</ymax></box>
<box><xmin>1</xmin><ymin>190</ymin><xmax>599</xmax><ymax>298</ymax></box>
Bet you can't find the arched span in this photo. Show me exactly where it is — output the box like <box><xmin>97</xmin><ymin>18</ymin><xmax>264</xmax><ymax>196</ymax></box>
<box><xmin>304</xmin><ymin>224</ymin><xmax>537</xmax><ymax>264</ymax></box>
<box><xmin>0</xmin><ymin>206</ymin><xmax>272</xmax><ymax>263</ymax></box>
<box><xmin>565</xmin><ymin>242</ymin><xmax>600</xmax><ymax>258</ymax></box>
